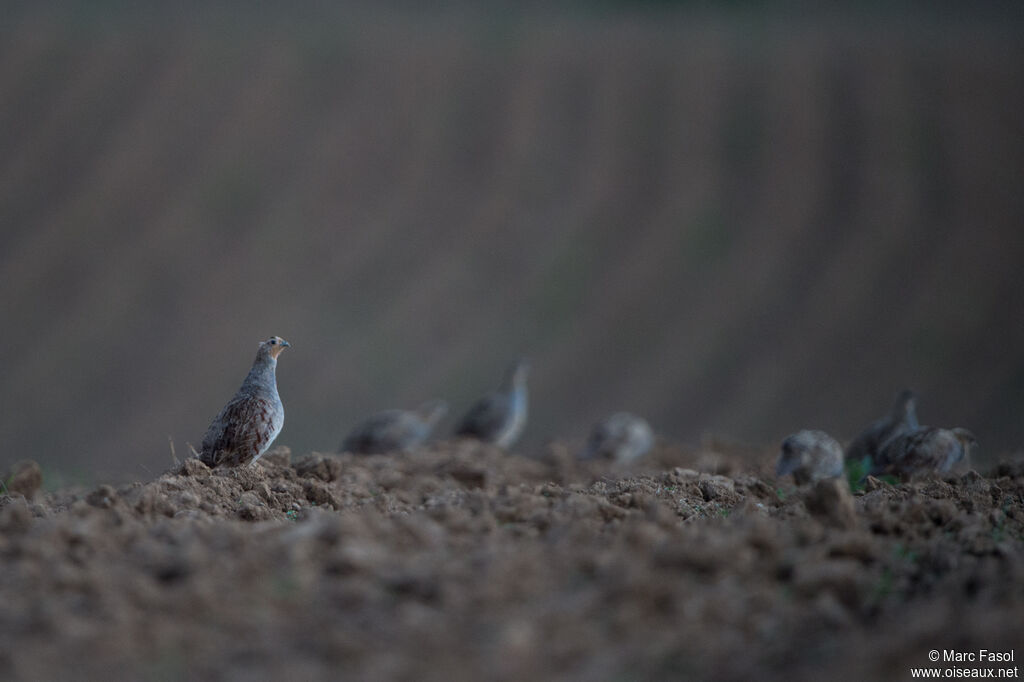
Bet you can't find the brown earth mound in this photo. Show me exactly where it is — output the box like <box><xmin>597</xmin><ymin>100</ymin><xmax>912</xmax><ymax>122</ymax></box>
<box><xmin>1</xmin><ymin>443</ymin><xmax>1022</xmax><ymax>681</ymax></box>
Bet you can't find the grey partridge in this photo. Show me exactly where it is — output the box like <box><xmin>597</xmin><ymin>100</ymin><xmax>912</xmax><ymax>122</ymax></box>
<box><xmin>455</xmin><ymin>359</ymin><xmax>529</xmax><ymax>449</ymax></box>
<box><xmin>845</xmin><ymin>389</ymin><xmax>918</xmax><ymax>466</ymax></box>
<box><xmin>580</xmin><ymin>412</ymin><xmax>654</xmax><ymax>463</ymax></box>
<box><xmin>872</xmin><ymin>426</ymin><xmax>976</xmax><ymax>480</ymax></box>
<box><xmin>341</xmin><ymin>399</ymin><xmax>448</xmax><ymax>454</ymax></box>
<box><xmin>199</xmin><ymin>336</ymin><xmax>289</xmax><ymax>467</ymax></box>
<box><xmin>776</xmin><ymin>430</ymin><xmax>844</xmax><ymax>485</ymax></box>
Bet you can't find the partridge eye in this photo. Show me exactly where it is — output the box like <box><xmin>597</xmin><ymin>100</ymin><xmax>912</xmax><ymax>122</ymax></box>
<box><xmin>269</xmin><ymin>339</ymin><xmax>276</xmax><ymax>345</ymax></box>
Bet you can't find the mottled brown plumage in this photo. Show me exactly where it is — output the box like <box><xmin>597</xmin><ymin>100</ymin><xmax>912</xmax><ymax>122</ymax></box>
<box><xmin>341</xmin><ymin>399</ymin><xmax>449</xmax><ymax>454</ymax></box>
<box><xmin>199</xmin><ymin>336</ymin><xmax>289</xmax><ymax>467</ymax></box>
<box><xmin>845</xmin><ymin>389</ymin><xmax>919</xmax><ymax>466</ymax></box>
<box><xmin>872</xmin><ymin>426</ymin><xmax>976</xmax><ymax>480</ymax></box>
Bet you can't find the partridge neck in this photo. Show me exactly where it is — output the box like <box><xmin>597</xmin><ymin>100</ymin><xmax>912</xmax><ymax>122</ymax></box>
<box><xmin>242</xmin><ymin>356</ymin><xmax>277</xmax><ymax>392</ymax></box>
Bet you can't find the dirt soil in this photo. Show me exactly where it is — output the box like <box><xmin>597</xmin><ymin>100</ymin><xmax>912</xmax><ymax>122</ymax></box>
<box><xmin>1</xmin><ymin>442</ymin><xmax>1022</xmax><ymax>681</ymax></box>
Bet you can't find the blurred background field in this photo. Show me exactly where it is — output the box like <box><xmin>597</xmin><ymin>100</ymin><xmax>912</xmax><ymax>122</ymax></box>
<box><xmin>1</xmin><ymin>1</ymin><xmax>1022</xmax><ymax>482</ymax></box>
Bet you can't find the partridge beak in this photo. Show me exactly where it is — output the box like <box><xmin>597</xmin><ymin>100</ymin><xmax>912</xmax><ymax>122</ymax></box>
<box><xmin>281</xmin><ymin>340</ymin><xmax>291</xmax><ymax>347</ymax></box>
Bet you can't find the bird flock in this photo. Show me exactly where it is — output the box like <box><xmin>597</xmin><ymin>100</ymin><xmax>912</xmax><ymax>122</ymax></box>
<box><xmin>776</xmin><ymin>390</ymin><xmax>977</xmax><ymax>484</ymax></box>
<box><xmin>198</xmin><ymin>337</ymin><xmax>977</xmax><ymax>484</ymax></box>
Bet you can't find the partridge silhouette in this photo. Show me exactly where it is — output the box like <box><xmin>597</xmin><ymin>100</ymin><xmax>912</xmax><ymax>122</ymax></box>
<box><xmin>580</xmin><ymin>412</ymin><xmax>654</xmax><ymax>463</ymax></box>
<box><xmin>872</xmin><ymin>426</ymin><xmax>976</xmax><ymax>480</ymax></box>
<box><xmin>341</xmin><ymin>400</ymin><xmax>449</xmax><ymax>454</ymax></box>
<box><xmin>455</xmin><ymin>359</ymin><xmax>529</xmax><ymax>449</ymax></box>
<box><xmin>776</xmin><ymin>430</ymin><xmax>844</xmax><ymax>485</ymax></box>
<box><xmin>845</xmin><ymin>389</ymin><xmax>919</xmax><ymax>466</ymax></box>
<box><xmin>199</xmin><ymin>336</ymin><xmax>289</xmax><ymax>467</ymax></box>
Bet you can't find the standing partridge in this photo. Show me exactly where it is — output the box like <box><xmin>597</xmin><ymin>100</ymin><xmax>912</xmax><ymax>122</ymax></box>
<box><xmin>455</xmin><ymin>359</ymin><xmax>529</xmax><ymax>449</ymax></box>
<box><xmin>199</xmin><ymin>336</ymin><xmax>289</xmax><ymax>467</ymax></box>
<box><xmin>340</xmin><ymin>399</ymin><xmax>449</xmax><ymax>454</ymax></box>
<box><xmin>580</xmin><ymin>412</ymin><xmax>654</xmax><ymax>463</ymax></box>
<box><xmin>776</xmin><ymin>430</ymin><xmax>844</xmax><ymax>485</ymax></box>
<box><xmin>872</xmin><ymin>426</ymin><xmax>976</xmax><ymax>480</ymax></box>
<box><xmin>845</xmin><ymin>389</ymin><xmax>919</xmax><ymax>466</ymax></box>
